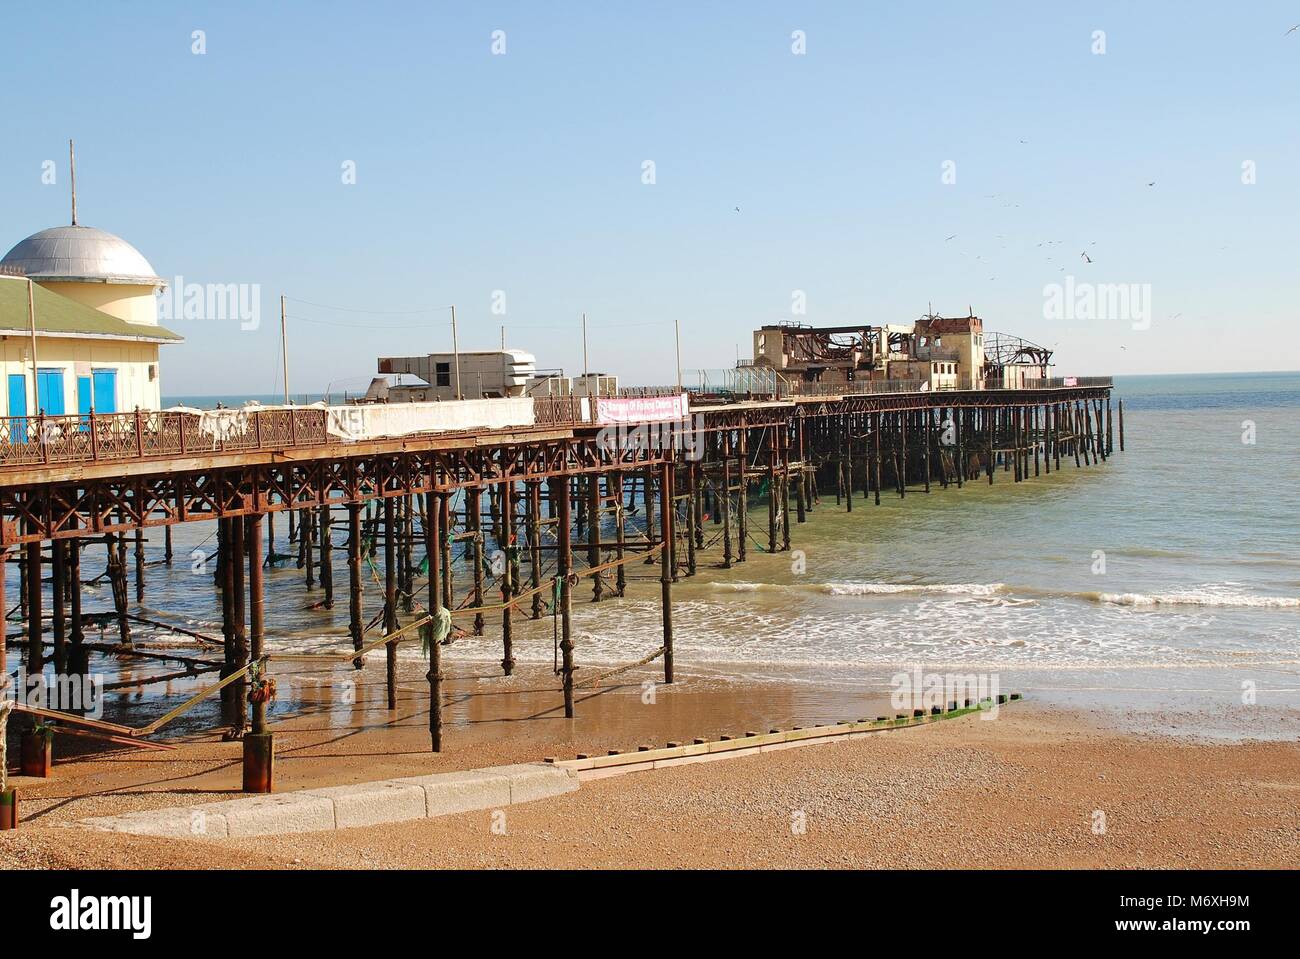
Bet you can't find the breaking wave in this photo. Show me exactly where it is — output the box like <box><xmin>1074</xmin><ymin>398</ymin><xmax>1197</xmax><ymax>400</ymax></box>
<box><xmin>713</xmin><ymin>581</ymin><xmax>1298</xmax><ymax>609</ymax></box>
<box><xmin>1091</xmin><ymin>591</ymin><xmax>1300</xmax><ymax>609</ymax></box>
<box><xmin>713</xmin><ymin>581</ymin><xmax>1006</xmax><ymax>597</ymax></box>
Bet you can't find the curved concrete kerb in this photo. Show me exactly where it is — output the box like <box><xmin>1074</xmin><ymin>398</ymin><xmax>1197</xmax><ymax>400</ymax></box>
<box><xmin>71</xmin><ymin>762</ymin><xmax>578</xmax><ymax>840</ymax></box>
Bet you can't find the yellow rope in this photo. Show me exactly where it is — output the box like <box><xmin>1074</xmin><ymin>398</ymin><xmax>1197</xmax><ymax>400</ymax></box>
<box><xmin>18</xmin><ymin>539</ymin><xmax>668</xmax><ymax>741</ymax></box>
<box><xmin>573</xmin><ymin>646</ymin><xmax>666</xmax><ymax>689</ymax></box>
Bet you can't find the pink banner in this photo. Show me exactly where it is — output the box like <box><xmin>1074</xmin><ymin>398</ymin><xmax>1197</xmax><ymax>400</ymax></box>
<box><xmin>595</xmin><ymin>394</ymin><xmax>690</xmax><ymax>425</ymax></box>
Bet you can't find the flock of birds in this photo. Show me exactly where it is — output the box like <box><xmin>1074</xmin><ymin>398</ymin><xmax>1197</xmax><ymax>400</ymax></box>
<box><xmin>723</xmin><ymin>25</ymin><xmax>1300</xmax><ymax>287</ymax></box>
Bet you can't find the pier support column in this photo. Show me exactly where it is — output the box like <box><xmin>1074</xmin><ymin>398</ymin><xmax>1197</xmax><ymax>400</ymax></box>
<box><xmin>613</xmin><ymin>472</ymin><xmax>628</xmax><ymax>594</ymax></box>
<box><xmin>401</xmin><ymin>495</ymin><xmax>415</xmax><ymax>612</ymax></box>
<box><xmin>900</xmin><ymin>412</ymin><xmax>910</xmax><ymax>496</ymax></box>
<box><xmin>230</xmin><ymin>515</ymin><xmax>248</xmax><ymax>735</ymax></box>
<box><xmin>17</xmin><ymin>541</ymin><xmax>26</xmax><ymax>622</ymax></box>
<box><xmin>24</xmin><ymin>540</ymin><xmax>41</xmax><ymax>675</ymax></box>
<box><xmin>987</xmin><ymin>410</ymin><xmax>996</xmax><ymax>484</ymax></box>
<box><xmin>319</xmin><ymin>504</ymin><xmax>333</xmax><ymax>609</ymax></box>
<box><xmin>1073</xmin><ymin>402</ymin><xmax>1083</xmax><ymax>468</ymax></box>
<box><xmin>780</xmin><ymin>429</ymin><xmax>792</xmax><ymax>553</ymax></box>
<box><xmin>508</xmin><ymin>486</ymin><xmax>522</xmax><ymax>597</ymax></box>
<box><xmin>1010</xmin><ymin>408</ymin><xmax>1019</xmax><ymax>481</ymax></box>
<box><xmin>528</xmin><ymin>480</ymin><xmax>544</xmax><ymax>616</ymax></box>
<box><xmin>795</xmin><ymin>419</ymin><xmax>809</xmax><ymax>522</ymax></box>
<box><xmin>52</xmin><ymin>539</ymin><xmax>66</xmax><ymax>674</ymax></box>
<box><xmin>500</xmin><ymin>480</ymin><xmax>516</xmax><ymax>675</ymax></box>
<box><xmin>1033</xmin><ymin>406</ymin><xmax>1041</xmax><ymax>476</ymax></box>
<box><xmin>425</xmin><ymin>489</ymin><xmax>444</xmax><ymax>751</ymax></box>
<box><xmin>106</xmin><ymin>533</ymin><xmax>130</xmax><ymax>645</ymax></box>
<box><xmin>588</xmin><ymin>474</ymin><xmax>602</xmax><ymax>602</ymax></box>
<box><xmin>767</xmin><ymin>436</ymin><xmax>778</xmax><ymax>551</ymax></box>
<box><xmin>660</xmin><ymin>460</ymin><xmax>675</xmax><ymax>684</ymax></box>
<box><xmin>243</xmin><ymin>512</ymin><xmax>272</xmax><ymax>791</ymax></box>
<box><xmin>554</xmin><ymin>476</ymin><xmax>575</xmax><ymax>719</ymax></box>
<box><xmin>685</xmin><ymin>463</ymin><xmax>698</xmax><ymax>576</ymax></box>
<box><xmin>134</xmin><ymin>528</ymin><xmax>145</xmax><ymax>603</ymax></box>
<box><xmin>305</xmin><ymin>508</ymin><xmax>317</xmax><ymax>589</ymax></box>
<box><xmin>929</xmin><ymin>411</ymin><xmax>937</xmax><ymax>492</ymax></box>
<box><xmin>68</xmin><ymin>536</ymin><xmax>85</xmax><ymax>675</ymax></box>
<box><xmin>873</xmin><ymin>412</ymin><xmax>882</xmax><ymax>505</ymax></box>
<box><xmin>737</xmin><ymin>424</ymin><xmax>749</xmax><ymax>561</ymax></box>
<box><xmin>469</xmin><ymin>487</ymin><xmax>485</xmax><ymax>635</ymax></box>
<box><xmin>383</xmin><ymin>496</ymin><xmax>399</xmax><ymax>710</ymax></box>
<box><xmin>347</xmin><ymin>503</ymin><xmax>364</xmax><ymax>668</ymax></box>
<box><xmin>795</xmin><ymin>459</ymin><xmax>807</xmax><ymax>522</ymax></box>
<box><xmin>721</xmin><ymin>433</ymin><xmax>733</xmax><ymax>569</ymax></box>
<box><xmin>219</xmin><ymin>521</ymin><xmax>235</xmax><ymax>714</ymax></box>
<box><xmin>439</xmin><ymin>492</ymin><xmax>453</xmax><ymax>611</ymax></box>
<box><xmin>1053</xmin><ymin>403</ymin><xmax>1062</xmax><ymax>470</ymax></box>
<box><xmin>954</xmin><ymin>409</ymin><xmax>965</xmax><ymax>488</ymax></box>
<box><xmin>642</xmin><ymin>473</ymin><xmax>655</xmax><ymax>565</ymax></box>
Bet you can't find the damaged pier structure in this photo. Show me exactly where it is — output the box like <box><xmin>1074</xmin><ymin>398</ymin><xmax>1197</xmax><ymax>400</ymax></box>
<box><xmin>0</xmin><ymin>357</ymin><xmax>1117</xmax><ymax>799</ymax></box>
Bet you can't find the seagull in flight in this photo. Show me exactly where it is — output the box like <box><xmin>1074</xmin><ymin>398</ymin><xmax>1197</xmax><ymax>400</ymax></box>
<box><xmin>1285</xmin><ymin>24</ymin><xmax>1299</xmax><ymax>36</ymax></box>
<box><xmin>945</xmin><ymin>234</ymin><xmax>957</xmax><ymax>241</ymax></box>
<box><xmin>1146</xmin><ymin>181</ymin><xmax>1156</xmax><ymax>187</ymax></box>
<box><xmin>734</xmin><ymin>206</ymin><xmax>741</xmax><ymax>213</ymax></box>
<box><xmin>1080</xmin><ymin>251</ymin><xmax>1093</xmax><ymax>264</ymax></box>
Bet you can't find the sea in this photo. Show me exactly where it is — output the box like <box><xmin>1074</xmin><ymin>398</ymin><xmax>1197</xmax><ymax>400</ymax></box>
<box><xmin>8</xmin><ymin>372</ymin><xmax>1299</xmax><ymax>741</ymax></box>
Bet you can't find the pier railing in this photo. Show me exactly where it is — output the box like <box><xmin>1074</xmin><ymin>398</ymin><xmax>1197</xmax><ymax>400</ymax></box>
<box><xmin>782</xmin><ymin>379</ymin><xmax>925</xmax><ymax>398</ymax></box>
<box><xmin>0</xmin><ymin>399</ymin><xmax>597</xmax><ymax>470</ymax></box>
<box><xmin>0</xmin><ymin>377</ymin><xmax>1114</xmax><ymax>470</ymax></box>
<box><xmin>1021</xmin><ymin>376</ymin><xmax>1114</xmax><ymax>389</ymax></box>
<box><xmin>616</xmin><ymin>386</ymin><xmax>683</xmax><ymax>398</ymax></box>
<box><xmin>532</xmin><ymin>396</ymin><xmax>588</xmax><ymax>426</ymax></box>
<box><xmin>0</xmin><ymin>407</ymin><xmax>331</xmax><ymax>468</ymax></box>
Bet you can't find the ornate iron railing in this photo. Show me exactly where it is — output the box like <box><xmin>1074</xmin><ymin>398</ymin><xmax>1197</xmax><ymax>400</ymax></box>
<box><xmin>0</xmin><ymin>407</ymin><xmax>334</xmax><ymax>469</ymax></box>
<box><xmin>782</xmin><ymin>379</ymin><xmax>925</xmax><ymax>397</ymax></box>
<box><xmin>0</xmin><ymin>377</ymin><xmax>1113</xmax><ymax>470</ymax></box>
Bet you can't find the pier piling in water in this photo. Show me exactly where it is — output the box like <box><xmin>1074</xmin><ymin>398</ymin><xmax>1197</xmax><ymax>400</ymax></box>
<box><xmin>0</xmin><ymin>379</ymin><xmax>1118</xmax><ymax>760</ymax></box>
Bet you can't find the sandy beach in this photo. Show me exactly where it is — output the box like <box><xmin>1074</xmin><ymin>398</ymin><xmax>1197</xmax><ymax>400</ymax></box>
<box><xmin>3</xmin><ymin>654</ymin><xmax>1296</xmax><ymax>870</ymax></box>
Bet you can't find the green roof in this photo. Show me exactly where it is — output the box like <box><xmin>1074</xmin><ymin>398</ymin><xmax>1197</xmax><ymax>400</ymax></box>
<box><xmin>0</xmin><ymin>277</ymin><xmax>183</xmax><ymax>343</ymax></box>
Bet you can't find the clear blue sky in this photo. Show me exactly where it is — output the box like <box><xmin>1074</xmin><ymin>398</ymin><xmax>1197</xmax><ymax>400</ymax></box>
<box><xmin>3</xmin><ymin>1</ymin><xmax>1298</xmax><ymax>395</ymax></box>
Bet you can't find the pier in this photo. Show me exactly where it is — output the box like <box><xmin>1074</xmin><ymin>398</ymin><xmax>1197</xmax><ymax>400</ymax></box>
<box><xmin>0</xmin><ymin>378</ymin><xmax>1117</xmax><ymax>802</ymax></box>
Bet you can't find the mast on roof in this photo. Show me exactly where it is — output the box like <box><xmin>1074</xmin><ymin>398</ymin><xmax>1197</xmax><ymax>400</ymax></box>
<box><xmin>69</xmin><ymin>139</ymin><xmax>78</xmax><ymax>226</ymax></box>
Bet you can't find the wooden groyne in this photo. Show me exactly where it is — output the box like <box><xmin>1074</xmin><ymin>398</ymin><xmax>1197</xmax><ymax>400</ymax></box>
<box><xmin>0</xmin><ymin>381</ymin><xmax>1117</xmax><ymax>805</ymax></box>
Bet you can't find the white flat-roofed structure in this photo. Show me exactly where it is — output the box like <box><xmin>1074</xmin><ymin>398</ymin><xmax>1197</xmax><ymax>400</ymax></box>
<box><xmin>378</xmin><ymin>349</ymin><xmax>537</xmax><ymax>401</ymax></box>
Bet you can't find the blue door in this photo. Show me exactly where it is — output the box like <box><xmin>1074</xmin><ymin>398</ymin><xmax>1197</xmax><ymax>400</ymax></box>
<box><xmin>92</xmin><ymin>369</ymin><xmax>118</xmax><ymax>414</ymax></box>
<box><xmin>37</xmin><ymin>369</ymin><xmax>66</xmax><ymax>416</ymax></box>
<box><xmin>77</xmin><ymin>375</ymin><xmax>93</xmax><ymax>428</ymax></box>
<box><xmin>7</xmin><ymin>373</ymin><xmax>27</xmax><ymax>437</ymax></box>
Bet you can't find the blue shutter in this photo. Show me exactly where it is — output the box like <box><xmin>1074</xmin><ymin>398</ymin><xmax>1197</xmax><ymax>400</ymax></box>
<box><xmin>92</xmin><ymin>369</ymin><xmax>118</xmax><ymax>414</ymax></box>
<box><xmin>37</xmin><ymin>368</ymin><xmax>66</xmax><ymax>416</ymax></box>
<box><xmin>7</xmin><ymin>374</ymin><xmax>27</xmax><ymax>438</ymax></box>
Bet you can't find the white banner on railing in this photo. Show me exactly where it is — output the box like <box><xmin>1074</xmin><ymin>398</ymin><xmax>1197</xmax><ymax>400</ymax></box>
<box><xmin>595</xmin><ymin>393</ymin><xmax>690</xmax><ymax>426</ymax></box>
<box><xmin>325</xmin><ymin>397</ymin><xmax>535</xmax><ymax>442</ymax></box>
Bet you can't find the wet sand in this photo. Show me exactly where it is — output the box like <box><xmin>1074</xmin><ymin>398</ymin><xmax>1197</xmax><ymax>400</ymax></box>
<box><xmin>2</xmin><ymin>654</ymin><xmax>1297</xmax><ymax>869</ymax></box>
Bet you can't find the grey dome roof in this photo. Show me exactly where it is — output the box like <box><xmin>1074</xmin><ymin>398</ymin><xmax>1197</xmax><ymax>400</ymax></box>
<box><xmin>0</xmin><ymin>225</ymin><xmax>161</xmax><ymax>285</ymax></box>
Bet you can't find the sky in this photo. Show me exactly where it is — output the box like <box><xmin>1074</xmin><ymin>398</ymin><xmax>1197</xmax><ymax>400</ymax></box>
<box><xmin>2</xmin><ymin>1</ymin><xmax>1298</xmax><ymax>396</ymax></box>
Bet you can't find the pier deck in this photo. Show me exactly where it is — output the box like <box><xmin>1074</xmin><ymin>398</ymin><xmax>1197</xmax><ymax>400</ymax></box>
<box><xmin>0</xmin><ymin>381</ymin><xmax>1119</xmax><ymax>800</ymax></box>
